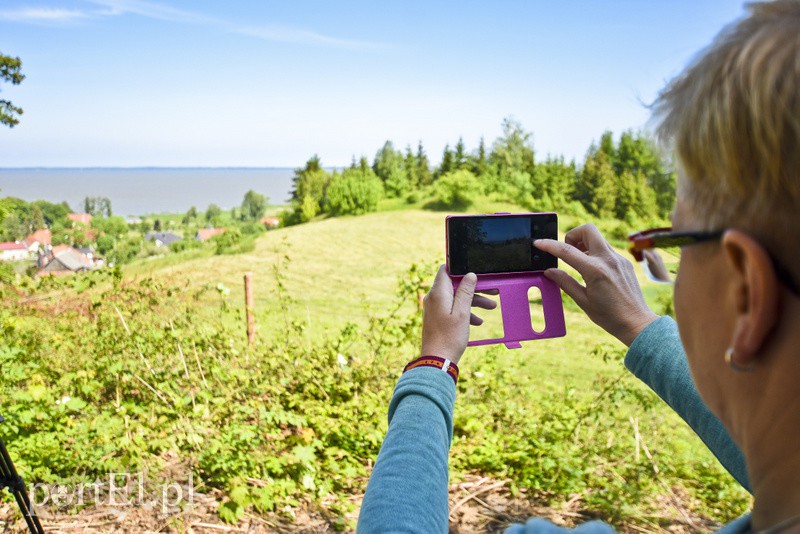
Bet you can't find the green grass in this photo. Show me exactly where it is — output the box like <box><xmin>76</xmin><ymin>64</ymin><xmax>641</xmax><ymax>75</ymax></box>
<box><xmin>126</xmin><ymin>206</ymin><xmax>684</xmax><ymax>408</ymax></box>
<box><xmin>130</xmin><ymin>207</ymin><xmax>717</xmax><ymax>449</ymax></box>
<box><xmin>8</xmin><ymin>206</ymin><xmax>749</xmax><ymax>529</ymax></box>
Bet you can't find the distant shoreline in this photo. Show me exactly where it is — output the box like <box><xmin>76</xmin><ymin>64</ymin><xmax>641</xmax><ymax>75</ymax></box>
<box><xmin>0</xmin><ymin>168</ymin><xmax>300</xmax><ymax>216</ymax></box>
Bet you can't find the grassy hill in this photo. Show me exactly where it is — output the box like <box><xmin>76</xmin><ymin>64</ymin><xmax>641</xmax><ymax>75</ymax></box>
<box><xmin>129</xmin><ymin>208</ymin><xmax>667</xmax><ymax>390</ymax></box>
<box><xmin>0</xmin><ymin>207</ymin><xmax>749</xmax><ymax>532</ymax></box>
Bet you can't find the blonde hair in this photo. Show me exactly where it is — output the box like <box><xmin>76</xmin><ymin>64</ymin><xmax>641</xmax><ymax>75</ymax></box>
<box><xmin>652</xmin><ymin>0</ymin><xmax>800</xmax><ymax>264</ymax></box>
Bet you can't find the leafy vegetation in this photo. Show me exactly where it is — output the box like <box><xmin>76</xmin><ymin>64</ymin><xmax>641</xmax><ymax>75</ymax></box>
<box><xmin>0</xmin><ymin>208</ymin><xmax>750</xmax><ymax>531</ymax></box>
<box><xmin>0</xmin><ymin>52</ymin><xmax>24</xmax><ymax>128</ymax></box>
<box><xmin>283</xmin><ymin>118</ymin><xmax>674</xmax><ymax>239</ymax></box>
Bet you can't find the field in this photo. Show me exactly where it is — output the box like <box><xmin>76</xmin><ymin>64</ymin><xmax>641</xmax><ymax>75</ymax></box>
<box><xmin>0</xmin><ymin>206</ymin><xmax>750</xmax><ymax>532</ymax></box>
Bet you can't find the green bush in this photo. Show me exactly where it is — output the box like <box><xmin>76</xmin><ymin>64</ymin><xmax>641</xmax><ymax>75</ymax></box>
<box><xmin>432</xmin><ymin>170</ymin><xmax>481</xmax><ymax>210</ymax></box>
<box><xmin>326</xmin><ymin>168</ymin><xmax>384</xmax><ymax>216</ymax></box>
<box><xmin>0</xmin><ymin>262</ymin><xmax>16</xmax><ymax>285</ymax></box>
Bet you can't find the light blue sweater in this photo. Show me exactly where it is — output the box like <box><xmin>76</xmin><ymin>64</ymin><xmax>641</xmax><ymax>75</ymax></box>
<box><xmin>357</xmin><ymin>317</ymin><xmax>752</xmax><ymax>533</ymax></box>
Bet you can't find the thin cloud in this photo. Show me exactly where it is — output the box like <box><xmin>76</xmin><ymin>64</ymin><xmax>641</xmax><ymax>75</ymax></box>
<box><xmin>236</xmin><ymin>25</ymin><xmax>381</xmax><ymax>50</ymax></box>
<box><xmin>89</xmin><ymin>0</ymin><xmax>211</xmax><ymax>24</ymax></box>
<box><xmin>0</xmin><ymin>7</ymin><xmax>89</xmax><ymax>22</ymax></box>
<box><xmin>1</xmin><ymin>0</ymin><xmax>383</xmax><ymax>50</ymax></box>
<box><xmin>91</xmin><ymin>0</ymin><xmax>382</xmax><ymax>50</ymax></box>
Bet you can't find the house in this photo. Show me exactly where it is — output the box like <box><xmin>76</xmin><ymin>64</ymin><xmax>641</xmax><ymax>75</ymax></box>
<box><xmin>67</xmin><ymin>213</ymin><xmax>92</xmax><ymax>226</ymax></box>
<box><xmin>25</xmin><ymin>229</ymin><xmax>52</xmax><ymax>254</ymax></box>
<box><xmin>77</xmin><ymin>245</ymin><xmax>96</xmax><ymax>261</ymax></box>
<box><xmin>196</xmin><ymin>228</ymin><xmax>225</xmax><ymax>241</ymax></box>
<box><xmin>145</xmin><ymin>232</ymin><xmax>183</xmax><ymax>247</ymax></box>
<box><xmin>260</xmin><ymin>217</ymin><xmax>280</xmax><ymax>229</ymax></box>
<box><xmin>38</xmin><ymin>245</ymin><xmax>95</xmax><ymax>275</ymax></box>
<box><xmin>0</xmin><ymin>242</ymin><xmax>29</xmax><ymax>261</ymax></box>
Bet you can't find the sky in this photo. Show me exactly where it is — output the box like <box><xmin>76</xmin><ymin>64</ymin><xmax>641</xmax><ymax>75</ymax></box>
<box><xmin>0</xmin><ymin>0</ymin><xmax>747</xmax><ymax>168</ymax></box>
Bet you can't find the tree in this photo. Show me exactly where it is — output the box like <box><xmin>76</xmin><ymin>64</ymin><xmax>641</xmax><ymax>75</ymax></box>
<box><xmin>0</xmin><ymin>53</ymin><xmax>24</xmax><ymax>128</ymax></box>
<box><xmin>433</xmin><ymin>170</ymin><xmax>481</xmax><ymax>210</ymax></box>
<box><xmin>616</xmin><ymin>130</ymin><xmax>675</xmax><ymax>217</ymax></box>
<box><xmin>205</xmin><ymin>203</ymin><xmax>222</xmax><ymax>224</ymax></box>
<box><xmin>577</xmin><ymin>148</ymin><xmax>617</xmax><ymax>217</ymax></box>
<box><xmin>32</xmin><ymin>200</ymin><xmax>70</xmax><ymax>227</ymax></box>
<box><xmin>325</xmin><ymin>166</ymin><xmax>384</xmax><ymax>215</ymax></box>
<box><xmin>416</xmin><ymin>141</ymin><xmax>432</xmax><ymax>186</ymax></box>
<box><xmin>240</xmin><ymin>190</ymin><xmax>268</xmax><ymax>221</ymax></box>
<box><xmin>490</xmin><ymin>117</ymin><xmax>536</xmax><ymax>180</ymax></box>
<box><xmin>470</xmin><ymin>137</ymin><xmax>489</xmax><ymax>178</ymax></box>
<box><xmin>83</xmin><ymin>196</ymin><xmax>112</xmax><ymax>217</ymax></box>
<box><xmin>598</xmin><ymin>130</ymin><xmax>616</xmax><ymax>164</ymax></box>
<box><xmin>534</xmin><ymin>156</ymin><xmax>577</xmax><ymax>209</ymax></box>
<box><xmin>1</xmin><ymin>212</ymin><xmax>25</xmax><ymax>241</ymax></box>
<box><xmin>182</xmin><ymin>206</ymin><xmax>198</xmax><ymax>225</ymax></box>
<box><xmin>92</xmin><ymin>215</ymin><xmax>128</xmax><ymax>238</ymax></box>
<box><xmin>373</xmin><ymin>141</ymin><xmax>407</xmax><ymax>197</ymax></box>
<box><xmin>435</xmin><ymin>145</ymin><xmax>455</xmax><ymax>179</ymax></box>
<box><xmin>30</xmin><ymin>205</ymin><xmax>45</xmax><ymax>232</ymax></box>
<box><xmin>290</xmin><ymin>155</ymin><xmax>331</xmax><ymax>222</ymax></box>
<box><xmin>403</xmin><ymin>146</ymin><xmax>418</xmax><ymax>189</ymax></box>
<box><xmin>454</xmin><ymin>137</ymin><xmax>469</xmax><ymax>170</ymax></box>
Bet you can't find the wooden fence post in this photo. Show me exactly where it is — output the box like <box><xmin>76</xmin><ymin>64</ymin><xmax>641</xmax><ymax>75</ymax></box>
<box><xmin>244</xmin><ymin>272</ymin><xmax>255</xmax><ymax>345</ymax></box>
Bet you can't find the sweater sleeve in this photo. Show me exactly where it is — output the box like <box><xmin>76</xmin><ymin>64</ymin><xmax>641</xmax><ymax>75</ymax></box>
<box><xmin>357</xmin><ymin>366</ymin><xmax>456</xmax><ymax>534</ymax></box>
<box><xmin>624</xmin><ymin>316</ymin><xmax>751</xmax><ymax>492</ymax></box>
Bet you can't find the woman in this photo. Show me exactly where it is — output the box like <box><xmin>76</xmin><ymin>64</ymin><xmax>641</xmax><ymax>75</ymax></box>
<box><xmin>358</xmin><ymin>1</ymin><xmax>800</xmax><ymax>531</ymax></box>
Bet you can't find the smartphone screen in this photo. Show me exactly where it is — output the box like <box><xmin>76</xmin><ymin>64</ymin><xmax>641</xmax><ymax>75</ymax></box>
<box><xmin>446</xmin><ymin>213</ymin><xmax>558</xmax><ymax>276</ymax></box>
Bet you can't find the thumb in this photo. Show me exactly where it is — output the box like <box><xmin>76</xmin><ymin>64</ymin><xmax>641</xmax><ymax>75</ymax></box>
<box><xmin>453</xmin><ymin>272</ymin><xmax>477</xmax><ymax>314</ymax></box>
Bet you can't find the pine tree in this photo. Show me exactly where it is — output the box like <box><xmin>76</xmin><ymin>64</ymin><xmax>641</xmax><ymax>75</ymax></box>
<box><xmin>470</xmin><ymin>137</ymin><xmax>488</xmax><ymax>178</ymax></box>
<box><xmin>454</xmin><ymin>137</ymin><xmax>468</xmax><ymax>170</ymax></box>
<box><xmin>416</xmin><ymin>141</ymin><xmax>432</xmax><ymax>186</ymax></box>
<box><xmin>436</xmin><ymin>145</ymin><xmax>455</xmax><ymax>180</ymax></box>
<box><xmin>403</xmin><ymin>146</ymin><xmax>418</xmax><ymax>188</ymax></box>
<box><xmin>578</xmin><ymin>149</ymin><xmax>617</xmax><ymax>217</ymax></box>
<box><xmin>290</xmin><ymin>155</ymin><xmax>331</xmax><ymax>220</ymax></box>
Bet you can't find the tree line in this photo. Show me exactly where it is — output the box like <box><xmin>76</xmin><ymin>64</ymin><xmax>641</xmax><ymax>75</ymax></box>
<box><xmin>286</xmin><ymin>118</ymin><xmax>675</xmax><ymax>225</ymax></box>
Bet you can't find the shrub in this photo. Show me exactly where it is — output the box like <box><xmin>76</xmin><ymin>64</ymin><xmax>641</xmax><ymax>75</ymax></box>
<box><xmin>432</xmin><ymin>170</ymin><xmax>481</xmax><ymax>210</ymax></box>
<box><xmin>326</xmin><ymin>168</ymin><xmax>384</xmax><ymax>216</ymax></box>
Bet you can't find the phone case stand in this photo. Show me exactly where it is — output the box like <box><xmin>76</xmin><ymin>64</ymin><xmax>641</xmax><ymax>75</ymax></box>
<box><xmin>452</xmin><ymin>273</ymin><xmax>566</xmax><ymax>349</ymax></box>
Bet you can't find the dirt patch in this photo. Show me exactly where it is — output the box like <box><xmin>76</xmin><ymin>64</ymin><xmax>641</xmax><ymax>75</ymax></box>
<box><xmin>0</xmin><ymin>474</ymin><xmax>724</xmax><ymax>533</ymax></box>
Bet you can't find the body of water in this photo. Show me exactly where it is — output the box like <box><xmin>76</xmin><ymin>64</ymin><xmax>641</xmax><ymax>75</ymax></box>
<box><xmin>0</xmin><ymin>168</ymin><xmax>295</xmax><ymax>216</ymax></box>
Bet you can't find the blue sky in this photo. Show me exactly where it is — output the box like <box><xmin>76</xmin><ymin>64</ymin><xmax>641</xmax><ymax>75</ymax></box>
<box><xmin>0</xmin><ymin>0</ymin><xmax>745</xmax><ymax>167</ymax></box>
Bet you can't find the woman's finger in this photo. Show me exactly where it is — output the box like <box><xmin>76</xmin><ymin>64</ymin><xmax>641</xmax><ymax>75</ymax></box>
<box><xmin>472</xmin><ymin>294</ymin><xmax>497</xmax><ymax>310</ymax></box>
<box><xmin>476</xmin><ymin>288</ymin><xmax>499</xmax><ymax>296</ymax></box>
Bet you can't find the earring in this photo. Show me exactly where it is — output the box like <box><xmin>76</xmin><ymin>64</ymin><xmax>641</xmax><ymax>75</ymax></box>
<box><xmin>725</xmin><ymin>347</ymin><xmax>754</xmax><ymax>372</ymax></box>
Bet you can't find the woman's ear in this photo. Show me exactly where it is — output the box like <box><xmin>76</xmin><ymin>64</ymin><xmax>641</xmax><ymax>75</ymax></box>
<box><xmin>721</xmin><ymin>230</ymin><xmax>781</xmax><ymax>365</ymax></box>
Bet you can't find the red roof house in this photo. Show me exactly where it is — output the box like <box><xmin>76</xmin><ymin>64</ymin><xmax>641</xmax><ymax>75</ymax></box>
<box><xmin>260</xmin><ymin>217</ymin><xmax>280</xmax><ymax>229</ymax></box>
<box><xmin>25</xmin><ymin>229</ymin><xmax>52</xmax><ymax>250</ymax></box>
<box><xmin>0</xmin><ymin>242</ymin><xmax>29</xmax><ymax>261</ymax></box>
<box><xmin>196</xmin><ymin>228</ymin><xmax>226</xmax><ymax>241</ymax></box>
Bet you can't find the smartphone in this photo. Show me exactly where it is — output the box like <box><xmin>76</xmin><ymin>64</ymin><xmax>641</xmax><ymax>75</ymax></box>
<box><xmin>446</xmin><ymin>213</ymin><xmax>558</xmax><ymax>276</ymax></box>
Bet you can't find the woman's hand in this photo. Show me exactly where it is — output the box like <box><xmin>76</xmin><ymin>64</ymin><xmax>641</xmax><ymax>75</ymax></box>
<box><xmin>420</xmin><ymin>265</ymin><xmax>496</xmax><ymax>364</ymax></box>
<box><xmin>534</xmin><ymin>223</ymin><xmax>660</xmax><ymax>347</ymax></box>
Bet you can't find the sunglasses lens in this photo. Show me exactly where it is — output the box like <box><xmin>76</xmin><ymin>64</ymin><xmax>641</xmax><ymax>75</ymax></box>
<box><xmin>640</xmin><ymin>248</ymin><xmax>679</xmax><ymax>283</ymax></box>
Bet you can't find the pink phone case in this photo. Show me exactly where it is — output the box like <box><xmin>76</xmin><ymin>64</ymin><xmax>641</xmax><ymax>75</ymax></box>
<box><xmin>447</xmin><ymin>213</ymin><xmax>566</xmax><ymax>349</ymax></box>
